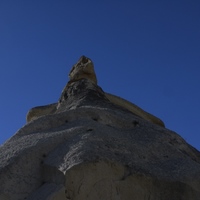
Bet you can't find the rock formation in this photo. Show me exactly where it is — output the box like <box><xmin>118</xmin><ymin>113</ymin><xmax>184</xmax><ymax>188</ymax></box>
<box><xmin>0</xmin><ymin>56</ymin><xmax>200</xmax><ymax>200</ymax></box>
<box><xmin>26</xmin><ymin>56</ymin><xmax>165</xmax><ymax>127</ymax></box>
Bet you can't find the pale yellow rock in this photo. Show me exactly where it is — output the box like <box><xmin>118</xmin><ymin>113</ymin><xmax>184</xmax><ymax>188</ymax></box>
<box><xmin>69</xmin><ymin>55</ymin><xmax>97</xmax><ymax>84</ymax></box>
<box><xmin>26</xmin><ymin>103</ymin><xmax>57</xmax><ymax>123</ymax></box>
<box><xmin>105</xmin><ymin>93</ymin><xmax>165</xmax><ymax>127</ymax></box>
<box><xmin>26</xmin><ymin>55</ymin><xmax>165</xmax><ymax>127</ymax></box>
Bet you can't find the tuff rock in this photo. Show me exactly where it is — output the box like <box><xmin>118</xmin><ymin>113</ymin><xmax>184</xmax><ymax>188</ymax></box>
<box><xmin>0</xmin><ymin>56</ymin><xmax>200</xmax><ymax>200</ymax></box>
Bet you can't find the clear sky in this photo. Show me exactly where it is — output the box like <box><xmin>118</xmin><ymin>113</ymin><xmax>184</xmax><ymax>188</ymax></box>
<box><xmin>0</xmin><ymin>1</ymin><xmax>200</xmax><ymax>150</ymax></box>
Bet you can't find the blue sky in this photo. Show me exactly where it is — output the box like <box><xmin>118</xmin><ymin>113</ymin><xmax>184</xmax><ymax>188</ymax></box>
<box><xmin>0</xmin><ymin>1</ymin><xmax>200</xmax><ymax>150</ymax></box>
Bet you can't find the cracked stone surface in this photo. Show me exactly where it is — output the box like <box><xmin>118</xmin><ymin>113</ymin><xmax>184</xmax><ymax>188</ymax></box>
<box><xmin>1</xmin><ymin>57</ymin><xmax>200</xmax><ymax>199</ymax></box>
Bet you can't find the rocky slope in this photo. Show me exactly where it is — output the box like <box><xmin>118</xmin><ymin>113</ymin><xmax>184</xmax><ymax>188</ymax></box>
<box><xmin>0</xmin><ymin>56</ymin><xmax>200</xmax><ymax>200</ymax></box>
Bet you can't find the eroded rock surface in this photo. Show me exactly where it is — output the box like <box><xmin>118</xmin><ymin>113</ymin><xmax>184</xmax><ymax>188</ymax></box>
<box><xmin>0</xmin><ymin>56</ymin><xmax>200</xmax><ymax>200</ymax></box>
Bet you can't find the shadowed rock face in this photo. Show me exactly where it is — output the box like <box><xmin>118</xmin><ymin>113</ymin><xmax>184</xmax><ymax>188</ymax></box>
<box><xmin>1</xmin><ymin>57</ymin><xmax>200</xmax><ymax>200</ymax></box>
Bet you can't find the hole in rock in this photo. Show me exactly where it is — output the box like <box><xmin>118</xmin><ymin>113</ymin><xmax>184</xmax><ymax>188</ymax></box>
<box><xmin>132</xmin><ymin>120</ymin><xmax>139</xmax><ymax>126</ymax></box>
